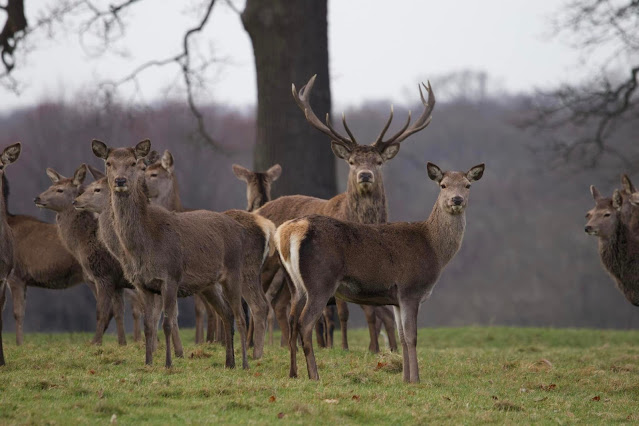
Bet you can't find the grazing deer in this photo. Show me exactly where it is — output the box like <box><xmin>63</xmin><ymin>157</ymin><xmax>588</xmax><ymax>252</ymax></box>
<box><xmin>91</xmin><ymin>139</ymin><xmax>269</xmax><ymax>369</ymax></box>
<box><xmin>6</xmin><ymin>157</ymin><xmax>104</xmax><ymax>347</ymax></box>
<box><xmin>75</xmin><ymin>164</ymin><xmax>176</xmax><ymax>354</ymax></box>
<box><xmin>257</xmin><ymin>75</ymin><xmax>433</xmax><ymax>353</ymax></box>
<box><xmin>0</xmin><ymin>143</ymin><xmax>21</xmax><ymax>366</ymax></box>
<box><xmin>276</xmin><ymin>162</ymin><xmax>485</xmax><ymax>383</ymax></box>
<box><xmin>585</xmin><ymin>183</ymin><xmax>639</xmax><ymax>305</ymax></box>
<box><xmin>145</xmin><ymin>150</ymin><xmax>273</xmax><ymax>359</ymax></box>
<box><xmin>34</xmin><ymin>164</ymin><xmax>134</xmax><ymax>345</ymax></box>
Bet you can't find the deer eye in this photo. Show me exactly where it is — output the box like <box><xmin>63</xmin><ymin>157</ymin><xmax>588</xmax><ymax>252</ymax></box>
<box><xmin>466</xmin><ymin>184</ymin><xmax>471</xmax><ymax>189</ymax></box>
<box><xmin>150</xmin><ymin>173</ymin><xmax>158</xmax><ymax>178</ymax></box>
<box><xmin>94</xmin><ymin>188</ymin><xmax>101</xmax><ymax>193</ymax></box>
<box><xmin>56</xmin><ymin>189</ymin><xmax>64</xmax><ymax>193</ymax></box>
<box><xmin>440</xmin><ymin>184</ymin><xmax>446</xmax><ymax>189</ymax></box>
<box><xmin>585</xmin><ymin>213</ymin><xmax>591</xmax><ymax>219</ymax></box>
<box><xmin>106</xmin><ymin>162</ymin><xmax>111</xmax><ymax>167</ymax></box>
<box><xmin>131</xmin><ymin>162</ymin><xmax>136</xmax><ymax>167</ymax></box>
<box><xmin>604</xmin><ymin>213</ymin><xmax>611</xmax><ymax>217</ymax></box>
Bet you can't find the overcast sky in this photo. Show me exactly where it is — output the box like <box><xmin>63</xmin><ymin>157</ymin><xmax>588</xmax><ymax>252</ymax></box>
<box><xmin>0</xmin><ymin>0</ymin><xmax>615</xmax><ymax>113</ymax></box>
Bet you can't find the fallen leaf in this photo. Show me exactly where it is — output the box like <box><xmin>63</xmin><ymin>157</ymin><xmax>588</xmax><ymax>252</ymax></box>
<box><xmin>375</xmin><ymin>362</ymin><xmax>388</xmax><ymax>370</ymax></box>
<box><xmin>89</xmin><ymin>369</ymin><xmax>96</xmax><ymax>375</ymax></box>
<box><xmin>491</xmin><ymin>395</ymin><xmax>498</xmax><ymax>400</ymax></box>
<box><xmin>110</xmin><ymin>414</ymin><xmax>117</xmax><ymax>424</ymax></box>
<box><xmin>519</xmin><ymin>388</ymin><xmax>528</xmax><ymax>393</ymax></box>
<box><xmin>277</xmin><ymin>412</ymin><xmax>285</xmax><ymax>419</ymax></box>
<box><xmin>254</xmin><ymin>372</ymin><xmax>262</xmax><ymax>377</ymax></box>
<box><xmin>256</xmin><ymin>362</ymin><xmax>262</xmax><ymax>367</ymax></box>
<box><xmin>323</xmin><ymin>399</ymin><xmax>339</xmax><ymax>404</ymax></box>
<box><xmin>534</xmin><ymin>397</ymin><xmax>548</xmax><ymax>402</ymax></box>
<box><xmin>97</xmin><ymin>389</ymin><xmax>104</xmax><ymax>399</ymax></box>
<box><xmin>494</xmin><ymin>401</ymin><xmax>524</xmax><ymax>412</ymax></box>
<box><xmin>269</xmin><ymin>395</ymin><xmax>276</xmax><ymax>403</ymax></box>
<box><xmin>541</xmin><ymin>383</ymin><xmax>557</xmax><ymax>391</ymax></box>
<box><xmin>352</xmin><ymin>395</ymin><xmax>360</xmax><ymax>402</ymax></box>
<box><xmin>442</xmin><ymin>396</ymin><xmax>452</xmax><ymax>401</ymax></box>
<box><xmin>591</xmin><ymin>396</ymin><xmax>601</xmax><ymax>401</ymax></box>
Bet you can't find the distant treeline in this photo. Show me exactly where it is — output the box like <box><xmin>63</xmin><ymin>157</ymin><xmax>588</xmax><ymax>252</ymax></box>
<box><xmin>1</xmin><ymin>90</ymin><xmax>638</xmax><ymax>333</ymax></box>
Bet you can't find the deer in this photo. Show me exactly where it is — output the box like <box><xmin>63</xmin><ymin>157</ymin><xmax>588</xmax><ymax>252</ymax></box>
<box><xmin>256</xmin><ymin>74</ymin><xmax>433</xmax><ymax>353</ymax></box>
<box><xmin>144</xmin><ymin>150</ymin><xmax>273</xmax><ymax>359</ymax></box>
<box><xmin>91</xmin><ymin>139</ymin><xmax>274</xmax><ymax>368</ymax></box>
<box><xmin>276</xmin><ymin>162</ymin><xmax>485</xmax><ymax>383</ymax></box>
<box><xmin>0</xmin><ymin>143</ymin><xmax>21</xmax><ymax>366</ymax></box>
<box><xmin>74</xmin><ymin>164</ymin><xmax>178</xmax><ymax>354</ymax></box>
<box><xmin>34</xmin><ymin>164</ymin><xmax>135</xmax><ymax>346</ymax></box>
<box><xmin>585</xmin><ymin>182</ymin><xmax>639</xmax><ymax>306</ymax></box>
<box><xmin>6</xmin><ymin>156</ymin><xmax>107</xmax><ymax>347</ymax></box>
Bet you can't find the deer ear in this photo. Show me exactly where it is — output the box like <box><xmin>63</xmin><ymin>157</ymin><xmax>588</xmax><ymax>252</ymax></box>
<box><xmin>46</xmin><ymin>168</ymin><xmax>63</xmax><ymax>183</ymax></box>
<box><xmin>134</xmin><ymin>139</ymin><xmax>151</xmax><ymax>159</ymax></box>
<box><xmin>467</xmin><ymin>163</ymin><xmax>485</xmax><ymax>182</ymax></box>
<box><xmin>91</xmin><ymin>139</ymin><xmax>109</xmax><ymax>159</ymax></box>
<box><xmin>266</xmin><ymin>164</ymin><xmax>282</xmax><ymax>182</ymax></box>
<box><xmin>331</xmin><ymin>141</ymin><xmax>352</xmax><ymax>160</ymax></box>
<box><xmin>232</xmin><ymin>164</ymin><xmax>251</xmax><ymax>182</ymax></box>
<box><xmin>73</xmin><ymin>164</ymin><xmax>87</xmax><ymax>186</ymax></box>
<box><xmin>87</xmin><ymin>165</ymin><xmax>105</xmax><ymax>180</ymax></box>
<box><xmin>380</xmin><ymin>143</ymin><xmax>400</xmax><ymax>161</ymax></box>
<box><xmin>612</xmin><ymin>189</ymin><xmax>623</xmax><ymax>210</ymax></box>
<box><xmin>590</xmin><ymin>185</ymin><xmax>602</xmax><ymax>200</ymax></box>
<box><xmin>1</xmin><ymin>142</ymin><xmax>21</xmax><ymax>165</ymax></box>
<box><xmin>144</xmin><ymin>150</ymin><xmax>160</xmax><ymax>166</ymax></box>
<box><xmin>161</xmin><ymin>150</ymin><xmax>174</xmax><ymax>172</ymax></box>
<box><xmin>621</xmin><ymin>174</ymin><xmax>636</xmax><ymax>195</ymax></box>
<box><xmin>426</xmin><ymin>162</ymin><xmax>443</xmax><ymax>183</ymax></box>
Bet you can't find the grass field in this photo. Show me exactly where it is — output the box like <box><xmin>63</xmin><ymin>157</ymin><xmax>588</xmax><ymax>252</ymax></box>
<box><xmin>1</xmin><ymin>327</ymin><xmax>638</xmax><ymax>424</ymax></box>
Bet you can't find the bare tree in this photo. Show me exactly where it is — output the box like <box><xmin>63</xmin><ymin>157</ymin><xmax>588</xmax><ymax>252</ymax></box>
<box><xmin>524</xmin><ymin>0</ymin><xmax>639</xmax><ymax>171</ymax></box>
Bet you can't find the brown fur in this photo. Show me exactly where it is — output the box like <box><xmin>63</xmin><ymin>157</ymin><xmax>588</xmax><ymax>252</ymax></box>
<box><xmin>277</xmin><ymin>162</ymin><xmax>484</xmax><ymax>383</ymax></box>
<box><xmin>92</xmin><ymin>139</ymin><xmax>249</xmax><ymax>369</ymax></box>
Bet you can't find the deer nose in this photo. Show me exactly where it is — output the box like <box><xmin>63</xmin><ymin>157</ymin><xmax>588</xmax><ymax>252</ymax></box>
<box><xmin>33</xmin><ymin>197</ymin><xmax>40</xmax><ymax>203</ymax></box>
<box><xmin>452</xmin><ymin>196</ymin><xmax>464</xmax><ymax>206</ymax></box>
<box><xmin>585</xmin><ymin>225</ymin><xmax>593</xmax><ymax>233</ymax></box>
<box><xmin>72</xmin><ymin>199</ymin><xmax>77</xmax><ymax>206</ymax></box>
<box><xmin>358</xmin><ymin>171</ymin><xmax>374</xmax><ymax>183</ymax></box>
<box><xmin>115</xmin><ymin>177</ymin><xmax>127</xmax><ymax>187</ymax></box>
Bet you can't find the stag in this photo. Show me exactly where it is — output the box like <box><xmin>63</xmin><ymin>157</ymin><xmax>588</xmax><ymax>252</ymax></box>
<box><xmin>258</xmin><ymin>74</ymin><xmax>434</xmax><ymax>352</ymax></box>
<box><xmin>277</xmin><ymin>162</ymin><xmax>485</xmax><ymax>383</ymax></box>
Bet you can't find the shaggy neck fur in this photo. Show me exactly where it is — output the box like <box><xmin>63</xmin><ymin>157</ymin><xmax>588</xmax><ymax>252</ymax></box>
<box><xmin>598</xmin><ymin>214</ymin><xmax>639</xmax><ymax>305</ymax></box>
<box><xmin>111</xmin><ymin>174</ymin><xmax>151</xmax><ymax>276</ymax></box>
<box><xmin>423</xmin><ymin>200</ymin><xmax>466</xmax><ymax>268</ymax></box>
<box><xmin>248</xmin><ymin>175</ymin><xmax>270</xmax><ymax>212</ymax></box>
<box><xmin>153</xmin><ymin>175</ymin><xmax>183</xmax><ymax>212</ymax></box>
<box><xmin>0</xmin><ymin>174</ymin><xmax>8</xmax><ymax>222</ymax></box>
<box><xmin>56</xmin><ymin>203</ymin><xmax>97</xmax><ymax>252</ymax></box>
<box><xmin>344</xmin><ymin>173</ymin><xmax>388</xmax><ymax>225</ymax></box>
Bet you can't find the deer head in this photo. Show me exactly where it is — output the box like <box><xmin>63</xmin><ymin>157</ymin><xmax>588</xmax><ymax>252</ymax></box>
<box><xmin>232</xmin><ymin>163</ymin><xmax>281</xmax><ymax>212</ymax></box>
<box><xmin>584</xmin><ymin>186</ymin><xmax>622</xmax><ymax>238</ymax></box>
<box><xmin>0</xmin><ymin>143</ymin><xmax>21</xmax><ymax>175</ymax></box>
<box><xmin>91</xmin><ymin>139</ymin><xmax>151</xmax><ymax>194</ymax></box>
<box><xmin>292</xmin><ymin>75</ymin><xmax>435</xmax><ymax>194</ymax></box>
<box><xmin>145</xmin><ymin>150</ymin><xmax>176</xmax><ymax>200</ymax></box>
<box><xmin>427</xmin><ymin>162</ymin><xmax>484</xmax><ymax>215</ymax></box>
<box><xmin>621</xmin><ymin>174</ymin><xmax>639</xmax><ymax>207</ymax></box>
<box><xmin>34</xmin><ymin>164</ymin><xmax>87</xmax><ymax>212</ymax></box>
<box><xmin>74</xmin><ymin>165</ymin><xmax>108</xmax><ymax>213</ymax></box>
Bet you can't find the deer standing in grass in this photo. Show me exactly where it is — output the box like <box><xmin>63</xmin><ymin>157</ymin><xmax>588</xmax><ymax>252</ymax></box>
<box><xmin>92</xmin><ymin>139</ymin><xmax>269</xmax><ymax>368</ymax></box>
<box><xmin>34</xmin><ymin>164</ymin><xmax>134</xmax><ymax>345</ymax></box>
<box><xmin>144</xmin><ymin>150</ymin><xmax>273</xmax><ymax>359</ymax></box>
<box><xmin>257</xmin><ymin>75</ymin><xmax>433</xmax><ymax>353</ymax></box>
<box><xmin>277</xmin><ymin>162</ymin><xmax>485</xmax><ymax>383</ymax></box>
<box><xmin>585</xmin><ymin>180</ymin><xmax>639</xmax><ymax>306</ymax></box>
<box><xmin>0</xmin><ymin>143</ymin><xmax>21</xmax><ymax>366</ymax></box>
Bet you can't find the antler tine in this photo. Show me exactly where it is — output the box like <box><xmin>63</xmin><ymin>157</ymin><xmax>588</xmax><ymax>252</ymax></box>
<box><xmin>341</xmin><ymin>112</ymin><xmax>358</xmax><ymax>144</ymax></box>
<box><xmin>291</xmin><ymin>75</ymin><xmax>354</xmax><ymax>147</ymax></box>
<box><xmin>374</xmin><ymin>81</ymin><xmax>436</xmax><ymax>150</ymax></box>
<box><xmin>372</xmin><ymin>105</ymin><xmax>395</xmax><ymax>147</ymax></box>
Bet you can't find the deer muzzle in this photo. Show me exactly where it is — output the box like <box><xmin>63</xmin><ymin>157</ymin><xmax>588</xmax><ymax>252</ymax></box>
<box><xmin>114</xmin><ymin>177</ymin><xmax>128</xmax><ymax>192</ymax></box>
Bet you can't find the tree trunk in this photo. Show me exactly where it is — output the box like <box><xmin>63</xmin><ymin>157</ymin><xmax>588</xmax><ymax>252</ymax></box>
<box><xmin>242</xmin><ymin>0</ymin><xmax>336</xmax><ymax>199</ymax></box>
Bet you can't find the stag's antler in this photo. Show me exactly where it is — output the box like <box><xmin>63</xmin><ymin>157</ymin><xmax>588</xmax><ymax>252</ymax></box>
<box><xmin>372</xmin><ymin>82</ymin><xmax>435</xmax><ymax>151</ymax></box>
<box><xmin>292</xmin><ymin>75</ymin><xmax>357</xmax><ymax>148</ymax></box>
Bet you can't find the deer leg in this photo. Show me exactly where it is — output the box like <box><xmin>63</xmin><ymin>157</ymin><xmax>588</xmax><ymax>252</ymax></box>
<box><xmin>92</xmin><ymin>282</ymin><xmax>112</xmax><ymax>345</ymax></box>
<box><xmin>287</xmin><ymin>287</ymin><xmax>306</xmax><ymax>379</ymax></box>
<box><xmin>223</xmin><ymin>274</ymin><xmax>249</xmax><ymax>370</ymax></box>
<box><xmin>204</xmin><ymin>301</ymin><xmax>217</xmax><ymax>343</ymax></box>
<box><xmin>126</xmin><ymin>290</ymin><xmax>143</xmax><ymax>342</ymax></box>
<box><xmin>399</xmin><ymin>301</ymin><xmax>420</xmax><ymax>383</ymax></box>
<box><xmin>111</xmin><ymin>288</ymin><xmax>127</xmax><ymax>346</ymax></box>
<box><xmin>324</xmin><ymin>305</ymin><xmax>336</xmax><ymax>348</ymax></box>
<box><xmin>171</xmin><ymin>308</ymin><xmax>183</xmax><ymax>358</ymax></box>
<box><xmin>8</xmin><ymin>275</ymin><xmax>26</xmax><ymax>346</ymax></box>
<box><xmin>264</xmin><ymin>269</ymin><xmax>283</xmax><ymax>347</ymax></box>
<box><xmin>393</xmin><ymin>306</ymin><xmax>410</xmax><ymax>383</ymax></box>
<box><xmin>142</xmin><ymin>291</ymin><xmax>157</xmax><ymax>365</ymax></box>
<box><xmin>275</xmin><ymin>285</ymin><xmax>291</xmax><ymax>347</ymax></box>
<box><xmin>194</xmin><ymin>294</ymin><xmax>206</xmax><ymax>344</ymax></box>
<box><xmin>376</xmin><ymin>306</ymin><xmax>398</xmax><ymax>352</ymax></box>
<box><xmin>201</xmin><ymin>286</ymin><xmax>235</xmax><ymax>368</ymax></box>
<box><xmin>336</xmin><ymin>299</ymin><xmax>349</xmax><ymax>350</ymax></box>
<box><xmin>161</xmin><ymin>279</ymin><xmax>180</xmax><ymax>369</ymax></box>
<box><xmin>243</xmin><ymin>275</ymin><xmax>268</xmax><ymax>360</ymax></box>
<box><xmin>0</xmin><ymin>280</ymin><xmax>6</xmax><ymax>366</ymax></box>
<box><xmin>361</xmin><ymin>304</ymin><xmax>380</xmax><ymax>354</ymax></box>
<box><xmin>299</xmin><ymin>288</ymin><xmax>335</xmax><ymax>381</ymax></box>
<box><xmin>315</xmin><ymin>314</ymin><xmax>327</xmax><ymax>348</ymax></box>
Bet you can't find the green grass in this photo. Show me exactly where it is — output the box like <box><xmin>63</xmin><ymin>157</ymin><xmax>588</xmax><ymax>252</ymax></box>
<box><xmin>1</xmin><ymin>327</ymin><xmax>639</xmax><ymax>424</ymax></box>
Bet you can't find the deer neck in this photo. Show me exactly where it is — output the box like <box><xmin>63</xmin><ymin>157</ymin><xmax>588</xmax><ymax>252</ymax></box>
<box><xmin>345</xmin><ymin>176</ymin><xmax>388</xmax><ymax>224</ymax></box>
<box><xmin>56</xmin><ymin>205</ymin><xmax>95</xmax><ymax>249</ymax></box>
<box><xmin>599</xmin><ymin>216</ymin><xmax>639</xmax><ymax>303</ymax></box>
<box><xmin>154</xmin><ymin>177</ymin><xmax>183</xmax><ymax>212</ymax></box>
<box><xmin>111</xmin><ymin>175</ymin><xmax>151</xmax><ymax>262</ymax></box>
<box><xmin>0</xmin><ymin>174</ymin><xmax>7</xmax><ymax>223</ymax></box>
<box><xmin>423</xmin><ymin>201</ymin><xmax>466</xmax><ymax>267</ymax></box>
